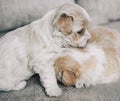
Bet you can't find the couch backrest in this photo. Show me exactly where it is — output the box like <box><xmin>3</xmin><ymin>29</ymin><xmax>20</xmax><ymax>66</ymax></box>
<box><xmin>77</xmin><ymin>0</ymin><xmax>120</xmax><ymax>25</ymax></box>
<box><xmin>0</xmin><ymin>0</ymin><xmax>74</xmax><ymax>32</ymax></box>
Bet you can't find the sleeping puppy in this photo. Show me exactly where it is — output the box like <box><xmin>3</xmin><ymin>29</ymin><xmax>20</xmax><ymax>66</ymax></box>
<box><xmin>55</xmin><ymin>26</ymin><xmax>120</xmax><ymax>88</ymax></box>
<box><xmin>0</xmin><ymin>3</ymin><xmax>91</xmax><ymax>97</ymax></box>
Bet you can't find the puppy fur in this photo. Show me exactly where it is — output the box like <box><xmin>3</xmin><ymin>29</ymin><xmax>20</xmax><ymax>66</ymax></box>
<box><xmin>0</xmin><ymin>3</ymin><xmax>91</xmax><ymax>97</ymax></box>
<box><xmin>55</xmin><ymin>26</ymin><xmax>120</xmax><ymax>88</ymax></box>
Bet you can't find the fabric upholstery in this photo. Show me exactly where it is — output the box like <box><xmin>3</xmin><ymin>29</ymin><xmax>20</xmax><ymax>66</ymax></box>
<box><xmin>0</xmin><ymin>74</ymin><xmax>120</xmax><ymax>101</ymax></box>
<box><xmin>0</xmin><ymin>0</ymin><xmax>74</xmax><ymax>32</ymax></box>
<box><xmin>77</xmin><ymin>0</ymin><xmax>120</xmax><ymax>25</ymax></box>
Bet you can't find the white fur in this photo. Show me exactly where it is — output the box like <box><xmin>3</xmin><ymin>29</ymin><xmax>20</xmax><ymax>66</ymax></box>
<box><xmin>55</xmin><ymin>27</ymin><xmax>120</xmax><ymax>88</ymax></box>
<box><xmin>75</xmin><ymin>44</ymin><xmax>120</xmax><ymax>88</ymax></box>
<box><xmin>61</xmin><ymin>42</ymin><xmax>120</xmax><ymax>88</ymax></box>
<box><xmin>77</xmin><ymin>30</ymin><xmax>91</xmax><ymax>47</ymax></box>
<box><xmin>59</xmin><ymin>43</ymin><xmax>107</xmax><ymax>88</ymax></box>
<box><xmin>73</xmin><ymin>44</ymin><xmax>106</xmax><ymax>88</ymax></box>
<box><xmin>0</xmin><ymin>3</ymin><xmax>91</xmax><ymax>97</ymax></box>
<box><xmin>0</xmin><ymin>7</ymin><xmax>60</xmax><ymax>97</ymax></box>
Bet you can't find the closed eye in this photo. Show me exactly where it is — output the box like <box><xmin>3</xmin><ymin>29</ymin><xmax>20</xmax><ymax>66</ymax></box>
<box><xmin>77</xmin><ymin>29</ymin><xmax>84</xmax><ymax>35</ymax></box>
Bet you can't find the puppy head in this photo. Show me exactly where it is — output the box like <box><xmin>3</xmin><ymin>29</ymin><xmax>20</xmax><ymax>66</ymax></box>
<box><xmin>53</xmin><ymin>3</ymin><xmax>91</xmax><ymax>48</ymax></box>
<box><xmin>54</xmin><ymin>56</ymin><xmax>81</xmax><ymax>86</ymax></box>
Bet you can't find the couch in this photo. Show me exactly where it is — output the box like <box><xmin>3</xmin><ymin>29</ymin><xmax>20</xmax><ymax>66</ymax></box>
<box><xmin>0</xmin><ymin>0</ymin><xmax>120</xmax><ymax>101</ymax></box>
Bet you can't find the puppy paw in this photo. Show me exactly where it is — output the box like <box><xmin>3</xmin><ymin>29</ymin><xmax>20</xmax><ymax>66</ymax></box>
<box><xmin>46</xmin><ymin>86</ymin><xmax>62</xmax><ymax>97</ymax></box>
<box><xmin>13</xmin><ymin>81</ymin><xmax>27</xmax><ymax>90</ymax></box>
<box><xmin>75</xmin><ymin>79</ymin><xmax>90</xmax><ymax>88</ymax></box>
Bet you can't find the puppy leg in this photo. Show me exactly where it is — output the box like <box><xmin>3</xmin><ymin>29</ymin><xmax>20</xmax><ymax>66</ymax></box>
<box><xmin>75</xmin><ymin>77</ymin><xmax>92</xmax><ymax>88</ymax></box>
<box><xmin>41</xmin><ymin>67</ymin><xmax>62</xmax><ymax>97</ymax></box>
<box><xmin>0</xmin><ymin>80</ymin><xmax>14</xmax><ymax>91</ymax></box>
<box><xmin>75</xmin><ymin>71</ymin><xmax>96</xmax><ymax>88</ymax></box>
<box><xmin>32</xmin><ymin>63</ymin><xmax>62</xmax><ymax>97</ymax></box>
<box><xmin>0</xmin><ymin>79</ymin><xmax>27</xmax><ymax>91</ymax></box>
<box><xmin>12</xmin><ymin>80</ymin><xmax>27</xmax><ymax>90</ymax></box>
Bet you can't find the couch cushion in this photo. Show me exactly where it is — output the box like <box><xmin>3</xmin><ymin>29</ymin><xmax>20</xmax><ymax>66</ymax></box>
<box><xmin>0</xmin><ymin>31</ymin><xmax>7</xmax><ymax>37</ymax></box>
<box><xmin>77</xmin><ymin>0</ymin><xmax>120</xmax><ymax>25</ymax></box>
<box><xmin>0</xmin><ymin>74</ymin><xmax>120</xmax><ymax>101</ymax></box>
<box><xmin>0</xmin><ymin>0</ymin><xmax>74</xmax><ymax>32</ymax></box>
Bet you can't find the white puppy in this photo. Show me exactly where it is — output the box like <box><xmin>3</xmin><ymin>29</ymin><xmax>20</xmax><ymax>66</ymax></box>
<box><xmin>0</xmin><ymin>3</ymin><xmax>91</xmax><ymax>96</ymax></box>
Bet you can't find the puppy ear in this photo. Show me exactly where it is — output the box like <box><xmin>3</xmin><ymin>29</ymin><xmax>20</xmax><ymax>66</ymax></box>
<box><xmin>54</xmin><ymin>56</ymin><xmax>81</xmax><ymax>86</ymax></box>
<box><xmin>56</xmin><ymin>13</ymin><xmax>73</xmax><ymax>35</ymax></box>
<box><xmin>62</xmin><ymin>66</ymin><xmax>81</xmax><ymax>86</ymax></box>
<box><xmin>68</xmin><ymin>66</ymin><xmax>81</xmax><ymax>78</ymax></box>
<box><xmin>62</xmin><ymin>70</ymin><xmax>76</xmax><ymax>86</ymax></box>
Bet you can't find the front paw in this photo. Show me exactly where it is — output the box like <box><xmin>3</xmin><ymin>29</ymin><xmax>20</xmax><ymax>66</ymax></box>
<box><xmin>46</xmin><ymin>86</ymin><xmax>62</xmax><ymax>97</ymax></box>
<box><xmin>13</xmin><ymin>81</ymin><xmax>27</xmax><ymax>90</ymax></box>
<box><xmin>75</xmin><ymin>79</ymin><xmax>90</xmax><ymax>88</ymax></box>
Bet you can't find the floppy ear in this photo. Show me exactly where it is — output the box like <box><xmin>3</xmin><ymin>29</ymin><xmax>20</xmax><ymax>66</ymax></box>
<box><xmin>54</xmin><ymin>56</ymin><xmax>81</xmax><ymax>86</ymax></box>
<box><xmin>62</xmin><ymin>66</ymin><xmax>81</xmax><ymax>86</ymax></box>
<box><xmin>56</xmin><ymin>13</ymin><xmax>73</xmax><ymax>35</ymax></box>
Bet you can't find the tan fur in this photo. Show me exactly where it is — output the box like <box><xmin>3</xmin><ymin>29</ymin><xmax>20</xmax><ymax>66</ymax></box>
<box><xmin>89</xmin><ymin>27</ymin><xmax>120</xmax><ymax>83</ymax></box>
<box><xmin>73</xmin><ymin>34</ymin><xmax>81</xmax><ymax>41</ymax></box>
<box><xmin>56</xmin><ymin>13</ymin><xmax>73</xmax><ymax>35</ymax></box>
<box><xmin>56</xmin><ymin>13</ymin><xmax>88</xmax><ymax>37</ymax></box>
<box><xmin>55</xmin><ymin>56</ymin><xmax>81</xmax><ymax>86</ymax></box>
<box><xmin>72</xmin><ymin>28</ymin><xmax>86</xmax><ymax>43</ymax></box>
<box><xmin>83</xmin><ymin>56</ymin><xmax>97</xmax><ymax>71</ymax></box>
<box><xmin>89</xmin><ymin>27</ymin><xmax>120</xmax><ymax>47</ymax></box>
<box><xmin>55</xmin><ymin>10</ymin><xmax>91</xmax><ymax>46</ymax></box>
<box><xmin>55</xmin><ymin>26</ymin><xmax>120</xmax><ymax>86</ymax></box>
<box><xmin>71</xmin><ymin>10</ymin><xmax>89</xmax><ymax>28</ymax></box>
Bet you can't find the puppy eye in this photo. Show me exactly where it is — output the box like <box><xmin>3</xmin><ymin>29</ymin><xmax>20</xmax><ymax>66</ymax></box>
<box><xmin>77</xmin><ymin>29</ymin><xmax>84</xmax><ymax>35</ymax></box>
<box><xmin>61</xmin><ymin>71</ymin><xmax>64</xmax><ymax>76</ymax></box>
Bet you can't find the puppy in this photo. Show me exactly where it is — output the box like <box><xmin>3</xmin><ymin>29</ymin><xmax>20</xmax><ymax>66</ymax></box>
<box><xmin>55</xmin><ymin>26</ymin><xmax>120</xmax><ymax>88</ymax></box>
<box><xmin>0</xmin><ymin>3</ymin><xmax>91</xmax><ymax>96</ymax></box>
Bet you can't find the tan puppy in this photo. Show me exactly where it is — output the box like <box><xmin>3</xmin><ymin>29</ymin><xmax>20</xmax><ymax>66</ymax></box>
<box><xmin>0</xmin><ymin>3</ymin><xmax>91</xmax><ymax>97</ymax></box>
<box><xmin>55</xmin><ymin>26</ymin><xmax>120</xmax><ymax>88</ymax></box>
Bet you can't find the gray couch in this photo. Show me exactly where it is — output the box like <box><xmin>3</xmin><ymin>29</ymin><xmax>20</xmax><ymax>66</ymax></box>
<box><xmin>0</xmin><ymin>0</ymin><xmax>120</xmax><ymax>101</ymax></box>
